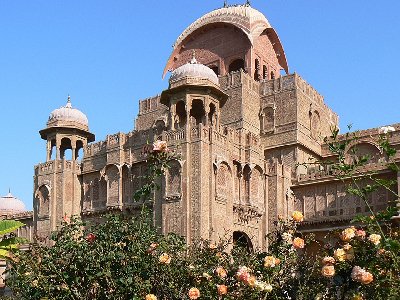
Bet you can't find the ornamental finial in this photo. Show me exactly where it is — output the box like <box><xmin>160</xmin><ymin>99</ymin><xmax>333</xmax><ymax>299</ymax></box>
<box><xmin>66</xmin><ymin>95</ymin><xmax>72</xmax><ymax>108</ymax></box>
<box><xmin>224</xmin><ymin>0</ymin><xmax>228</xmax><ymax>7</ymax></box>
<box><xmin>190</xmin><ymin>49</ymin><xmax>198</xmax><ymax>64</ymax></box>
<box><xmin>245</xmin><ymin>0</ymin><xmax>251</xmax><ymax>6</ymax></box>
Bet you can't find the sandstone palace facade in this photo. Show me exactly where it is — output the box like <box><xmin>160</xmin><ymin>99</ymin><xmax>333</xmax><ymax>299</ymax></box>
<box><xmin>33</xmin><ymin>4</ymin><xmax>400</xmax><ymax>250</ymax></box>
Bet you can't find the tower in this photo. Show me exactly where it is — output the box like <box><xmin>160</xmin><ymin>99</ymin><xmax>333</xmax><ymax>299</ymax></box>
<box><xmin>33</xmin><ymin>96</ymin><xmax>95</xmax><ymax>239</ymax></box>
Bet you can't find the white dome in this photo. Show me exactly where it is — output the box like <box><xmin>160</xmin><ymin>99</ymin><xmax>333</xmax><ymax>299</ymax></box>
<box><xmin>169</xmin><ymin>56</ymin><xmax>219</xmax><ymax>85</ymax></box>
<box><xmin>0</xmin><ymin>192</ymin><xmax>26</xmax><ymax>214</ymax></box>
<box><xmin>48</xmin><ymin>96</ymin><xmax>89</xmax><ymax>127</ymax></box>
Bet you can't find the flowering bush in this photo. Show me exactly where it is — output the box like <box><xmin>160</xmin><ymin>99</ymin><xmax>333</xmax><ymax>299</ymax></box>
<box><xmin>4</xmin><ymin>139</ymin><xmax>400</xmax><ymax>299</ymax></box>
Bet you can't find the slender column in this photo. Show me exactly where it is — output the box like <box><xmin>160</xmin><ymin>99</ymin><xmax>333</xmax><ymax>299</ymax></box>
<box><xmin>46</xmin><ymin>140</ymin><xmax>51</xmax><ymax>161</ymax></box>
<box><xmin>56</xmin><ymin>137</ymin><xmax>61</xmax><ymax>160</ymax></box>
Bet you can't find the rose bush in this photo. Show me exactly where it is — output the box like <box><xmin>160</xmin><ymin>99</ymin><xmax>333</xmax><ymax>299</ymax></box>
<box><xmin>4</xmin><ymin>139</ymin><xmax>400</xmax><ymax>299</ymax></box>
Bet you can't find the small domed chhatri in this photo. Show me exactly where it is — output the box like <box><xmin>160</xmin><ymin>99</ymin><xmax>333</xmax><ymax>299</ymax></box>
<box><xmin>0</xmin><ymin>190</ymin><xmax>26</xmax><ymax>215</ymax></box>
<box><xmin>47</xmin><ymin>96</ymin><xmax>89</xmax><ymax>131</ymax></box>
<box><xmin>169</xmin><ymin>53</ymin><xmax>219</xmax><ymax>85</ymax></box>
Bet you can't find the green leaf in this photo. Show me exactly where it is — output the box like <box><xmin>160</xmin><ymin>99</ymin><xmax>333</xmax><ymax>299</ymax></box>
<box><xmin>0</xmin><ymin>220</ymin><xmax>25</xmax><ymax>235</ymax></box>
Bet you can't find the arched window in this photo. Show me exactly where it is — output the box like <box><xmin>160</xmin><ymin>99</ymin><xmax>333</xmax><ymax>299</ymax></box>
<box><xmin>208</xmin><ymin>103</ymin><xmax>216</xmax><ymax>127</ymax></box>
<box><xmin>175</xmin><ymin>101</ymin><xmax>187</xmax><ymax>128</ymax></box>
<box><xmin>190</xmin><ymin>99</ymin><xmax>205</xmax><ymax>125</ymax></box>
<box><xmin>166</xmin><ymin>160</ymin><xmax>181</xmax><ymax>198</ymax></box>
<box><xmin>310</xmin><ymin>111</ymin><xmax>321</xmax><ymax>140</ymax></box>
<box><xmin>233</xmin><ymin>231</ymin><xmax>253</xmax><ymax>252</ymax></box>
<box><xmin>229</xmin><ymin>59</ymin><xmax>245</xmax><ymax>73</ymax></box>
<box><xmin>270</xmin><ymin>71</ymin><xmax>275</xmax><ymax>79</ymax></box>
<box><xmin>263</xmin><ymin>65</ymin><xmax>268</xmax><ymax>79</ymax></box>
<box><xmin>105</xmin><ymin>165</ymin><xmax>119</xmax><ymax>206</ymax></box>
<box><xmin>60</xmin><ymin>137</ymin><xmax>72</xmax><ymax>160</ymax></box>
<box><xmin>36</xmin><ymin>185</ymin><xmax>50</xmax><ymax>217</ymax></box>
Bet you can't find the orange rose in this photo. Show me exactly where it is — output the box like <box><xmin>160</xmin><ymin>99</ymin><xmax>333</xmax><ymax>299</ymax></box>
<box><xmin>188</xmin><ymin>287</ymin><xmax>200</xmax><ymax>300</ymax></box>
<box><xmin>292</xmin><ymin>211</ymin><xmax>304</xmax><ymax>222</ymax></box>
<box><xmin>264</xmin><ymin>256</ymin><xmax>280</xmax><ymax>268</ymax></box>
<box><xmin>321</xmin><ymin>265</ymin><xmax>335</xmax><ymax>278</ymax></box>
<box><xmin>215</xmin><ymin>266</ymin><xmax>227</xmax><ymax>278</ymax></box>
<box><xmin>152</xmin><ymin>140</ymin><xmax>168</xmax><ymax>153</ymax></box>
<box><xmin>360</xmin><ymin>271</ymin><xmax>373</xmax><ymax>285</ymax></box>
<box><xmin>322</xmin><ymin>256</ymin><xmax>335</xmax><ymax>266</ymax></box>
<box><xmin>247</xmin><ymin>275</ymin><xmax>256</xmax><ymax>287</ymax></box>
<box><xmin>217</xmin><ymin>284</ymin><xmax>228</xmax><ymax>295</ymax></box>
<box><xmin>145</xmin><ymin>294</ymin><xmax>157</xmax><ymax>300</ymax></box>
<box><xmin>159</xmin><ymin>253</ymin><xmax>171</xmax><ymax>264</ymax></box>
<box><xmin>292</xmin><ymin>237</ymin><xmax>305</xmax><ymax>249</ymax></box>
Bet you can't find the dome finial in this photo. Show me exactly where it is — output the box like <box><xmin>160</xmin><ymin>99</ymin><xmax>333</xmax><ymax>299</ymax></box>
<box><xmin>66</xmin><ymin>95</ymin><xmax>72</xmax><ymax>108</ymax></box>
<box><xmin>190</xmin><ymin>50</ymin><xmax>198</xmax><ymax>64</ymax></box>
<box><xmin>223</xmin><ymin>0</ymin><xmax>228</xmax><ymax>8</ymax></box>
<box><xmin>245</xmin><ymin>0</ymin><xmax>251</xmax><ymax>6</ymax></box>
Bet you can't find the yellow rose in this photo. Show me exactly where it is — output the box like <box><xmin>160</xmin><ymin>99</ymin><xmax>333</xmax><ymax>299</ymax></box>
<box><xmin>321</xmin><ymin>265</ymin><xmax>335</xmax><ymax>278</ymax></box>
<box><xmin>292</xmin><ymin>211</ymin><xmax>304</xmax><ymax>222</ymax></box>
<box><xmin>145</xmin><ymin>294</ymin><xmax>157</xmax><ymax>300</ymax></box>
<box><xmin>368</xmin><ymin>234</ymin><xmax>381</xmax><ymax>246</ymax></box>
<box><xmin>340</xmin><ymin>227</ymin><xmax>356</xmax><ymax>242</ymax></box>
<box><xmin>334</xmin><ymin>248</ymin><xmax>346</xmax><ymax>262</ymax></box>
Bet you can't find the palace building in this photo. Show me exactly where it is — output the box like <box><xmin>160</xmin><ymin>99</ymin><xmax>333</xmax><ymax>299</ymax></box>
<box><xmin>31</xmin><ymin>3</ymin><xmax>399</xmax><ymax>250</ymax></box>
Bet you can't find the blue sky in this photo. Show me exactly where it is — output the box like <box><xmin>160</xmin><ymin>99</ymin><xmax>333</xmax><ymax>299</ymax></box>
<box><xmin>0</xmin><ymin>0</ymin><xmax>399</xmax><ymax>210</ymax></box>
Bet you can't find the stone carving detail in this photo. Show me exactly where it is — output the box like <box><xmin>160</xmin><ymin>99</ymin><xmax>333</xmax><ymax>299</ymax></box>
<box><xmin>191</xmin><ymin>144</ymin><xmax>201</xmax><ymax>238</ymax></box>
<box><xmin>233</xmin><ymin>204</ymin><xmax>262</xmax><ymax>224</ymax></box>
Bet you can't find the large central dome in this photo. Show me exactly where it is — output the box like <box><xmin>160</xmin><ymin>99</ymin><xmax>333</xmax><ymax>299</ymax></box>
<box><xmin>163</xmin><ymin>4</ymin><xmax>288</xmax><ymax>79</ymax></box>
<box><xmin>173</xmin><ymin>5</ymin><xmax>271</xmax><ymax>49</ymax></box>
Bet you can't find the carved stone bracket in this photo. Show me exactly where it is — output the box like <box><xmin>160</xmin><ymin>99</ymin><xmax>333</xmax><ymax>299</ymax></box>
<box><xmin>233</xmin><ymin>204</ymin><xmax>262</xmax><ymax>224</ymax></box>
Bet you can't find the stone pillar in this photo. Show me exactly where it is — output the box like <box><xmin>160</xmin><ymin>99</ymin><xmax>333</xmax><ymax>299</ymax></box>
<box><xmin>56</xmin><ymin>137</ymin><xmax>61</xmax><ymax>160</ymax></box>
<box><xmin>46</xmin><ymin>140</ymin><xmax>52</xmax><ymax>161</ymax></box>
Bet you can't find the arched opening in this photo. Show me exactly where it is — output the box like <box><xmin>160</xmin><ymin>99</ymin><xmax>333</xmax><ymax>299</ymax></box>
<box><xmin>209</xmin><ymin>65</ymin><xmax>219</xmax><ymax>76</ymax></box>
<box><xmin>154</xmin><ymin>120</ymin><xmax>166</xmax><ymax>135</ymax></box>
<box><xmin>175</xmin><ymin>100</ymin><xmax>187</xmax><ymax>128</ymax></box>
<box><xmin>75</xmin><ymin>140</ymin><xmax>84</xmax><ymax>161</ymax></box>
<box><xmin>208</xmin><ymin>103</ymin><xmax>216</xmax><ymax>127</ymax></box>
<box><xmin>60</xmin><ymin>137</ymin><xmax>72</xmax><ymax>160</ymax></box>
<box><xmin>233</xmin><ymin>231</ymin><xmax>253</xmax><ymax>252</ymax></box>
<box><xmin>105</xmin><ymin>165</ymin><xmax>119</xmax><ymax>206</ymax></box>
<box><xmin>254</xmin><ymin>59</ymin><xmax>260</xmax><ymax>81</ymax></box>
<box><xmin>270</xmin><ymin>71</ymin><xmax>275</xmax><ymax>80</ymax></box>
<box><xmin>229</xmin><ymin>59</ymin><xmax>245</xmax><ymax>73</ymax></box>
<box><xmin>36</xmin><ymin>185</ymin><xmax>50</xmax><ymax>218</ymax></box>
<box><xmin>263</xmin><ymin>65</ymin><xmax>268</xmax><ymax>79</ymax></box>
<box><xmin>190</xmin><ymin>99</ymin><xmax>205</xmax><ymax>125</ymax></box>
<box><xmin>50</xmin><ymin>139</ymin><xmax>56</xmax><ymax>160</ymax></box>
